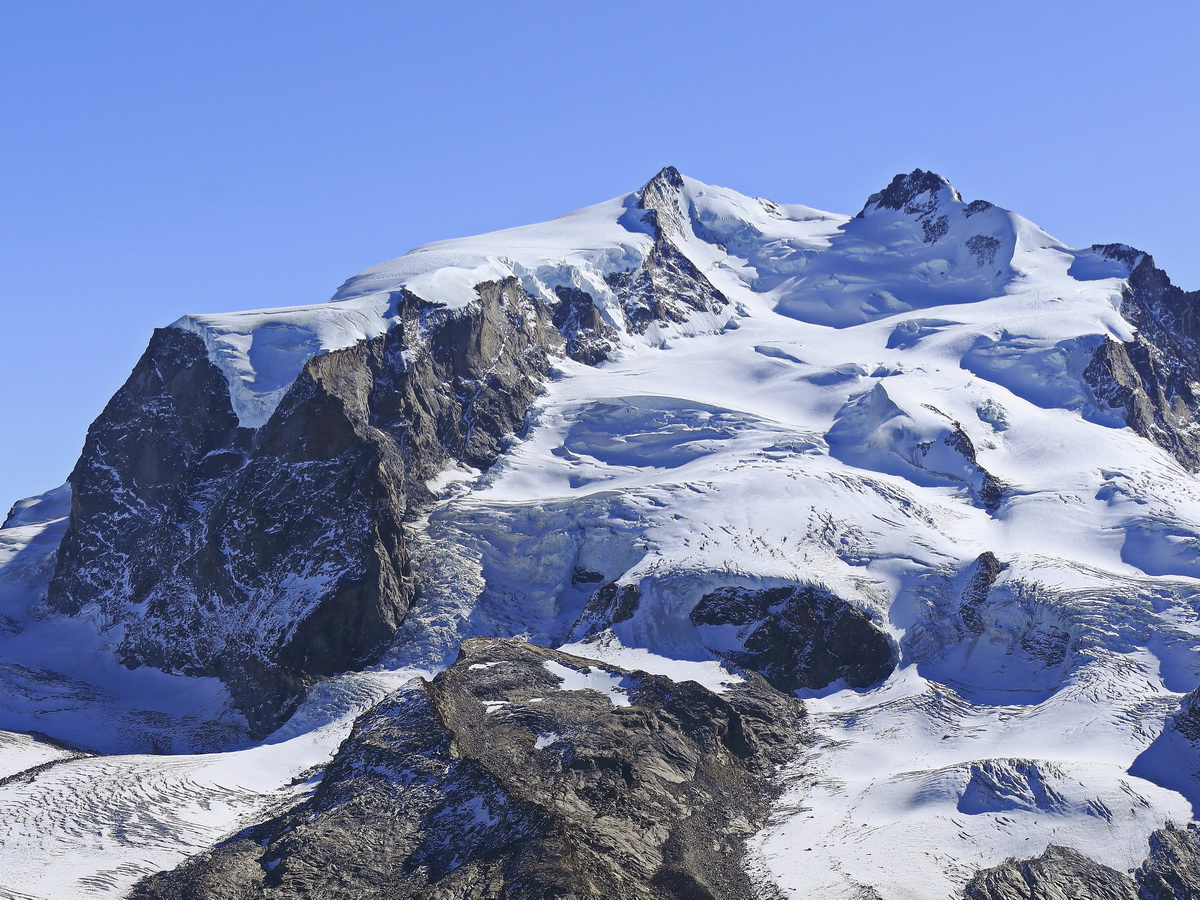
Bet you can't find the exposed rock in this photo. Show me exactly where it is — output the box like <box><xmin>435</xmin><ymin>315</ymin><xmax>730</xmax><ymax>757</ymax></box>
<box><xmin>964</xmin><ymin>199</ymin><xmax>996</xmax><ymax>218</ymax></box>
<box><xmin>967</xmin><ymin>234</ymin><xmax>1002</xmax><ymax>266</ymax></box>
<box><xmin>610</xmin><ymin>166</ymin><xmax>730</xmax><ymax>333</ymax></box>
<box><xmin>129</xmin><ymin>638</ymin><xmax>805</xmax><ymax>900</ymax></box>
<box><xmin>574</xmin><ymin>580</ymin><xmax>643</xmax><ymax>633</ymax></box>
<box><xmin>1174</xmin><ymin>687</ymin><xmax>1200</xmax><ymax>742</ymax></box>
<box><xmin>827</xmin><ymin>387</ymin><xmax>1005</xmax><ymax>512</ymax></box>
<box><xmin>962</xmin><ymin>844</ymin><xmax>1139</xmax><ymax>899</ymax></box>
<box><xmin>859</xmin><ymin>168</ymin><xmax>963</xmax><ymax>216</ymax></box>
<box><xmin>690</xmin><ymin>585</ymin><xmax>894</xmax><ymax>692</ymax></box>
<box><xmin>962</xmin><ymin>824</ymin><xmax>1200</xmax><ymax>900</ymax></box>
<box><xmin>42</xmin><ymin>169</ymin><xmax>736</xmax><ymax>739</ymax></box>
<box><xmin>1136</xmin><ymin>823</ymin><xmax>1200</xmax><ymax>899</ymax></box>
<box><xmin>46</xmin><ymin>281</ymin><xmax>569</xmax><ymax>736</ymax></box>
<box><xmin>939</xmin><ymin>419</ymin><xmax>1006</xmax><ymax>510</ymax></box>
<box><xmin>1084</xmin><ymin>247</ymin><xmax>1200</xmax><ymax>471</ymax></box>
<box><xmin>552</xmin><ymin>285</ymin><xmax>618</xmax><ymax>365</ymax></box>
<box><xmin>960</xmin><ymin>551</ymin><xmax>1005</xmax><ymax>636</ymax></box>
<box><xmin>1019</xmin><ymin>624</ymin><xmax>1071</xmax><ymax>668</ymax></box>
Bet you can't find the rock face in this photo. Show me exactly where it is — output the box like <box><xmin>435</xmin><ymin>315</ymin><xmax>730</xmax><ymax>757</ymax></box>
<box><xmin>44</xmin><ymin>283</ymin><xmax>569</xmax><ymax>734</ymax></box>
<box><xmin>690</xmin><ymin>585</ymin><xmax>895</xmax><ymax>691</ymax></box>
<box><xmin>610</xmin><ymin>165</ymin><xmax>730</xmax><ymax>333</ymax></box>
<box><xmin>962</xmin><ymin>825</ymin><xmax>1200</xmax><ymax>900</ymax></box>
<box><xmin>1136</xmin><ymin>823</ymin><xmax>1200</xmax><ymax>900</ymax></box>
<box><xmin>857</xmin><ymin>168</ymin><xmax>963</xmax><ymax>244</ymax></box>
<box><xmin>129</xmin><ymin>638</ymin><xmax>805</xmax><ymax>900</ymax></box>
<box><xmin>1175</xmin><ymin>687</ymin><xmax>1200</xmax><ymax>742</ymax></box>
<box><xmin>1084</xmin><ymin>246</ymin><xmax>1200</xmax><ymax>471</ymax></box>
<box><xmin>962</xmin><ymin>845</ymin><xmax>1139</xmax><ymax>900</ymax></box>
<box><xmin>960</xmin><ymin>551</ymin><xmax>1005</xmax><ymax>636</ymax></box>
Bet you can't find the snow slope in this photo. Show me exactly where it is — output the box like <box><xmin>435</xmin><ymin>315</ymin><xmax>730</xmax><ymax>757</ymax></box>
<box><xmin>1</xmin><ymin>168</ymin><xmax>1198</xmax><ymax>898</ymax></box>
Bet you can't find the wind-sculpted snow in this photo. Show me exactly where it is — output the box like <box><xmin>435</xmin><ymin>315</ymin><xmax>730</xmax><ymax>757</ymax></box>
<box><xmin>3</xmin><ymin>167</ymin><xmax>1200</xmax><ymax>898</ymax></box>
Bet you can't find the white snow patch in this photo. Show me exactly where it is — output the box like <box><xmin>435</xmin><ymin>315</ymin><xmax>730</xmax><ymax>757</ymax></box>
<box><xmin>542</xmin><ymin>660</ymin><xmax>631</xmax><ymax>707</ymax></box>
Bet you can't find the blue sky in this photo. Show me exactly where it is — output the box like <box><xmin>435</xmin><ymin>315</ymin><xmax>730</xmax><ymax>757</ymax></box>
<box><xmin>1</xmin><ymin>1</ymin><xmax>1197</xmax><ymax>507</ymax></box>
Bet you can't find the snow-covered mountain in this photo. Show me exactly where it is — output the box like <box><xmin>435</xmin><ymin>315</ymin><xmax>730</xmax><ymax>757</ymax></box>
<box><xmin>2</xmin><ymin>168</ymin><xmax>1200</xmax><ymax>899</ymax></box>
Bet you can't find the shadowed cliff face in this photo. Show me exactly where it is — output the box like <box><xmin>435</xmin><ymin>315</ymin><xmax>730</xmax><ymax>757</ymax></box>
<box><xmin>1085</xmin><ymin>247</ymin><xmax>1200</xmax><ymax>471</ymax></box>
<box><xmin>45</xmin><ymin>280</ymin><xmax>570</xmax><ymax>735</ymax></box>
<box><xmin>690</xmin><ymin>585</ymin><xmax>895</xmax><ymax>692</ymax></box>
<box><xmin>129</xmin><ymin>638</ymin><xmax>805</xmax><ymax>900</ymax></box>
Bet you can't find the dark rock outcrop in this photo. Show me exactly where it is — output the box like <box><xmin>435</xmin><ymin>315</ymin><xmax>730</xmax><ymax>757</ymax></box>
<box><xmin>962</xmin><ymin>844</ymin><xmax>1139</xmax><ymax>899</ymax></box>
<box><xmin>46</xmin><ymin>281</ymin><xmax>568</xmax><ymax>735</ymax></box>
<box><xmin>691</xmin><ymin>585</ymin><xmax>894</xmax><ymax>692</ymax></box>
<box><xmin>1175</xmin><ymin>688</ymin><xmax>1200</xmax><ymax>743</ymax></box>
<box><xmin>574</xmin><ymin>580</ymin><xmax>643</xmax><ymax>634</ymax></box>
<box><xmin>857</xmin><ymin>168</ymin><xmax>962</xmax><ymax>244</ymax></box>
<box><xmin>1136</xmin><ymin>823</ymin><xmax>1200</xmax><ymax>900</ymax></box>
<box><xmin>963</xmin><ymin>825</ymin><xmax>1200</xmax><ymax>900</ymax></box>
<box><xmin>611</xmin><ymin>166</ymin><xmax>730</xmax><ymax>333</ymax></box>
<box><xmin>938</xmin><ymin>420</ymin><xmax>1007</xmax><ymax>511</ymax></box>
<box><xmin>129</xmin><ymin>638</ymin><xmax>805</xmax><ymax>900</ymax></box>
<box><xmin>960</xmin><ymin>551</ymin><xmax>1005</xmax><ymax>636</ymax></box>
<box><xmin>1084</xmin><ymin>247</ymin><xmax>1200</xmax><ymax>471</ymax></box>
<box><xmin>552</xmin><ymin>285</ymin><xmax>618</xmax><ymax>365</ymax></box>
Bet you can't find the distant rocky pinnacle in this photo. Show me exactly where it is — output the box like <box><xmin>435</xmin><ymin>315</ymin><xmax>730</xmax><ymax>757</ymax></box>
<box><xmin>859</xmin><ymin>168</ymin><xmax>964</xmax><ymax>216</ymax></box>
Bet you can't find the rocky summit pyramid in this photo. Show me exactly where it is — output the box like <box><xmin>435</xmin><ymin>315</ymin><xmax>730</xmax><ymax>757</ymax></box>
<box><xmin>2</xmin><ymin>168</ymin><xmax>1200</xmax><ymax>899</ymax></box>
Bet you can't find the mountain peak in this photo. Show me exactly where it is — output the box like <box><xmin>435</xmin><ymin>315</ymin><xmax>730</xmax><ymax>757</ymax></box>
<box><xmin>641</xmin><ymin>165</ymin><xmax>685</xmax><ymax>195</ymax></box>
<box><xmin>634</xmin><ymin>165</ymin><xmax>689</xmax><ymax>237</ymax></box>
<box><xmin>858</xmin><ymin>168</ymin><xmax>962</xmax><ymax>218</ymax></box>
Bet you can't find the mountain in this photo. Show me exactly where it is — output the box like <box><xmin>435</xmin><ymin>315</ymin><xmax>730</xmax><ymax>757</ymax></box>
<box><xmin>1</xmin><ymin>168</ymin><xmax>1200</xmax><ymax>898</ymax></box>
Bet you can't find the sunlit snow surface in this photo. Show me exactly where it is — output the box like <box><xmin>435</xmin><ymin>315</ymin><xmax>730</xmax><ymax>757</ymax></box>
<box><xmin>2</xmin><ymin>172</ymin><xmax>1200</xmax><ymax>898</ymax></box>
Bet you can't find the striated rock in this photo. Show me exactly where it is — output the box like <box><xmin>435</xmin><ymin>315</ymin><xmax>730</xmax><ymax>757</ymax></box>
<box><xmin>962</xmin><ymin>844</ymin><xmax>1139</xmax><ymax>899</ymax></box>
<box><xmin>690</xmin><ymin>585</ymin><xmax>894</xmax><ymax>692</ymax></box>
<box><xmin>129</xmin><ymin>638</ymin><xmax>805</xmax><ymax>900</ymax></box>
<box><xmin>1084</xmin><ymin>247</ymin><xmax>1200</xmax><ymax>471</ymax></box>
<box><xmin>963</xmin><ymin>824</ymin><xmax>1200</xmax><ymax>900</ymax></box>
<box><xmin>46</xmin><ymin>281</ymin><xmax>568</xmax><ymax>735</ymax></box>
<box><xmin>1136</xmin><ymin>823</ymin><xmax>1200</xmax><ymax>900</ymax></box>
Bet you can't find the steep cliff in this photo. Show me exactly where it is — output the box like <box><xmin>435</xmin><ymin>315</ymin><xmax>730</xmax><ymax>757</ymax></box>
<box><xmin>1085</xmin><ymin>246</ymin><xmax>1200</xmax><ymax>471</ymax></box>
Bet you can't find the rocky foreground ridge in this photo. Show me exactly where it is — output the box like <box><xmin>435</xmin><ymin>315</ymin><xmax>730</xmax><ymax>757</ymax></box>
<box><xmin>131</xmin><ymin>639</ymin><xmax>804</xmax><ymax>900</ymax></box>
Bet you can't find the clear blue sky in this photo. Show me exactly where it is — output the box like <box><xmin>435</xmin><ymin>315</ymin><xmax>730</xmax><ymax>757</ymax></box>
<box><xmin>2</xmin><ymin>1</ymin><xmax>1197</xmax><ymax>509</ymax></box>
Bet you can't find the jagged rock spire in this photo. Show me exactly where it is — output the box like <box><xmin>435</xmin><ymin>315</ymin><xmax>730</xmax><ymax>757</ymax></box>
<box><xmin>635</xmin><ymin>165</ymin><xmax>689</xmax><ymax>239</ymax></box>
<box><xmin>858</xmin><ymin>168</ymin><xmax>962</xmax><ymax>218</ymax></box>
